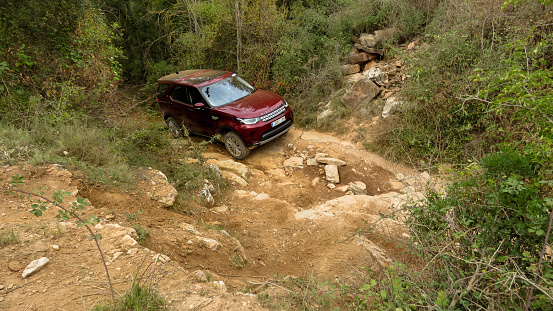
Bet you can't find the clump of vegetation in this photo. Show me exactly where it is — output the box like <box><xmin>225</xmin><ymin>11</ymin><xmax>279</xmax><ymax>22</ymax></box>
<box><xmin>0</xmin><ymin>229</ymin><xmax>19</xmax><ymax>247</ymax></box>
<box><xmin>91</xmin><ymin>284</ymin><xmax>166</xmax><ymax>311</ymax></box>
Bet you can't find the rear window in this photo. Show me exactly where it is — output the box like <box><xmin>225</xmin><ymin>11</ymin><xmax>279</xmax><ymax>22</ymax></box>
<box><xmin>157</xmin><ymin>83</ymin><xmax>170</xmax><ymax>95</ymax></box>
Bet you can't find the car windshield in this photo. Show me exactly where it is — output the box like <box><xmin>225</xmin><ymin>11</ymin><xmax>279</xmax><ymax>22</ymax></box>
<box><xmin>200</xmin><ymin>74</ymin><xmax>256</xmax><ymax>107</ymax></box>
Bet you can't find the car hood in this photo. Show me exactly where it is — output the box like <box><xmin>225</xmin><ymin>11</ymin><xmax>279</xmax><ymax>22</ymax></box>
<box><xmin>214</xmin><ymin>90</ymin><xmax>284</xmax><ymax>118</ymax></box>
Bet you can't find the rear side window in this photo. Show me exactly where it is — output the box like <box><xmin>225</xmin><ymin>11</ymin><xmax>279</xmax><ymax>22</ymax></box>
<box><xmin>171</xmin><ymin>85</ymin><xmax>188</xmax><ymax>104</ymax></box>
<box><xmin>157</xmin><ymin>83</ymin><xmax>170</xmax><ymax>95</ymax></box>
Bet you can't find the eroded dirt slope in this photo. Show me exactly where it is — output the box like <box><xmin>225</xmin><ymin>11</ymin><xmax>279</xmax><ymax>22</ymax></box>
<box><xmin>0</xmin><ymin>127</ymin><xmax>430</xmax><ymax>310</ymax></box>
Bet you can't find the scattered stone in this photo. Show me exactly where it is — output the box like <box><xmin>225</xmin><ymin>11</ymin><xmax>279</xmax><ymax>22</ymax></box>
<box><xmin>336</xmin><ymin>185</ymin><xmax>349</xmax><ymax>192</ymax></box>
<box><xmin>348</xmin><ymin>181</ymin><xmax>367</xmax><ymax>195</ymax></box>
<box><xmin>199</xmin><ymin>179</ymin><xmax>215</xmax><ymax>205</ymax></box>
<box><xmin>7</xmin><ymin>284</ymin><xmax>15</xmax><ymax>291</ymax></box>
<box><xmin>22</xmin><ymin>257</ymin><xmax>49</xmax><ymax>278</ymax></box>
<box><xmin>136</xmin><ymin>167</ymin><xmax>178</xmax><ymax>208</ymax></box>
<box><xmin>341</xmin><ymin>64</ymin><xmax>360</xmax><ymax>75</ymax></box>
<box><xmin>0</xmin><ymin>284</ymin><xmax>4</xmax><ymax>290</ymax></box>
<box><xmin>306</xmin><ymin>158</ymin><xmax>318</xmax><ymax>166</ymax></box>
<box><xmin>315</xmin><ymin>157</ymin><xmax>347</xmax><ymax>166</ymax></box>
<box><xmin>198</xmin><ymin>237</ymin><xmax>222</xmax><ymax>251</ymax></box>
<box><xmin>327</xmin><ymin>183</ymin><xmax>336</xmax><ymax>189</ymax></box>
<box><xmin>112</xmin><ymin>252</ymin><xmax>124</xmax><ymax>261</ymax></box>
<box><xmin>207</xmin><ymin>163</ymin><xmax>222</xmax><ymax>178</ymax></box>
<box><xmin>389</xmin><ymin>181</ymin><xmax>406</xmax><ymax>192</ymax></box>
<box><xmin>311</xmin><ymin>177</ymin><xmax>320</xmax><ymax>186</ymax></box>
<box><xmin>357</xmin><ymin>236</ymin><xmax>392</xmax><ymax>269</ymax></box>
<box><xmin>382</xmin><ymin>96</ymin><xmax>405</xmax><ymax>118</ymax></box>
<box><xmin>324</xmin><ymin>165</ymin><xmax>340</xmax><ymax>184</ymax></box>
<box><xmin>153</xmin><ymin>254</ymin><xmax>170</xmax><ymax>263</ymax></box>
<box><xmin>8</xmin><ymin>261</ymin><xmax>23</xmax><ymax>272</ymax></box>
<box><xmin>0</xmin><ymin>297</ymin><xmax>3</xmax><ymax>302</ymax></box>
<box><xmin>121</xmin><ymin>235</ymin><xmax>138</xmax><ymax>247</ymax></box>
<box><xmin>51</xmin><ymin>245</ymin><xmax>60</xmax><ymax>251</ymax></box>
<box><xmin>213</xmin><ymin>280</ymin><xmax>228</xmax><ymax>292</ymax></box>
<box><xmin>363</xmin><ymin>67</ymin><xmax>388</xmax><ymax>86</ymax></box>
<box><xmin>283</xmin><ymin>157</ymin><xmax>304</xmax><ymax>169</ymax></box>
<box><xmin>207</xmin><ymin>159</ymin><xmax>250</xmax><ymax>181</ymax></box>
<box><xmin>221</xmin><ymin>171</ymin><xmax>248</xmax><ymax>187</ymax></box>
<box><xmin>213</xmin><ymin>206</ymin><xmax>229</xmax><ymax>213</ymax></box>
<box><xmin>254</xmin><ymin>193</ymin><xmax>270</xmax><ymax>200</ymax></box>
<box><xmin>193</xmin><ymin>270</ymin><xmax>208</xmax><ymax>282</ymax></box>
<box><xmin>317</xmin><ymin>108</ymin><xmax>333</xmax><ymax>124</ymax></box>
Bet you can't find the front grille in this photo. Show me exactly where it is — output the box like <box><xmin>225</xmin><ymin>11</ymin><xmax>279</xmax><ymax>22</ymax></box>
<box><xmin>260</xmin><ymin>104</ymin><xmax>286</xmax><ymax>122</ymax></box>
<box><xmin>260</xmin><ymin>119</ymin><xmax>293</xmax><ymax>142</ymax></box>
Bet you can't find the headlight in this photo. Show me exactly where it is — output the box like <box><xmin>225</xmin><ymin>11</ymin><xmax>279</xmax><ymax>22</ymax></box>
<box><xmin>236</xmin><ymin>117</ymin><xmax>260</xmax><ymax>125</ymax></box>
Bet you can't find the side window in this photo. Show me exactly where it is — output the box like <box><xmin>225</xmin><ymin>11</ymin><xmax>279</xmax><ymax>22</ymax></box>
<box><xmin>157</xmin><ymin>83</ymin><xmax>169</xmax><ymax>95</ymax></box>
<box><xmin>171</xmin><ymin>85</ymin><xmax>189</xmax><ymax>104</ymax></box>
<box><xmin>188</xmin><ymin>88</ymin><xmax>205</xmax><ymax>106</ymax></box>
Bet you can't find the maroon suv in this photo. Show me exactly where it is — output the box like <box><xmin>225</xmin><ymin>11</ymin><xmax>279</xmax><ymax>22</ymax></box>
<box><xmin>156</xmin><ymin>69</ymin><xmax>294</xmax><ymax>159</ymax></box>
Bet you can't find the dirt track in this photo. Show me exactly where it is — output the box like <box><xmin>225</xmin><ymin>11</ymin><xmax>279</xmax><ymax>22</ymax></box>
<box><xmin>0</xmin><ymin>127</ymin><xmax>425</xmax><ymax>310</ymax></box>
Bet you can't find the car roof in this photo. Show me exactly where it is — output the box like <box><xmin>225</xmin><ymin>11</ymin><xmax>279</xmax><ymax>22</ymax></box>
<box><xmin>157</xmin><ymin>69</ymin><xmax>234</xmax><ymax>87</ymax></box>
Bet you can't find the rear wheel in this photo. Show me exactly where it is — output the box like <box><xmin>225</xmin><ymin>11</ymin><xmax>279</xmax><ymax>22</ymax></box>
<box><xmin>224</xmin><ymin>131</ymin><xmax>250</xmax><ymax>160</ymax></box>
<box><xmin>166</xmin><ymin>117</ymin><xmax>183</xmax><ymax>138</ymax></box>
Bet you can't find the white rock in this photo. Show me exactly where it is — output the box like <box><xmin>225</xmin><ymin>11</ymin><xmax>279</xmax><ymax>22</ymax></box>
<box><xmin>198</xmin><ymin>237</ymin><xmax>222</xmax><ymax>251</ymax></box>
<box><xmin>207</xmin><ymin>159</ymin><xmax>250</xmax><ymax>181</ymax></box>
<box><xmin>51</xmin><ymin>245</ymin><xmax>60</xmax><ymax>251</ymax></box>
<box><xmin>22</xmin><ymin>257</ymin><xmax>49</xmax><ymax>278</ymax></box>
<box><xmin>348</xmin><ymin>181</ymin><xmax>367</xmax><ymax>195</ymax></box>
<box><xmin>121</xmin><ymin>234</ymin><xmax>138</xmax><ymax>247</ymax></box>
<box><xmin>306</xmin><ymin>158</ymin><xmax>318</xmax><ymax>166</ymax></box>
<box><xmin>193</xmin><ymin>270</ymin><xmax>208</xmax><ymax>282</ymax></box>
<box><xmin>112</xmin><ymin>252</ymin><xmax>124</xmax><ymax>261</ymax></box>
<box><xmin>222</xmin><ymin>171</ymin><xmax>248</xmax><ymax>187</ymax></box>
<box><xmin>315</xmin><ymin>157</ymin><xmax>347</xmax><ymax>166</ymax></box>
<box><xmin>324</xmin><ymin>165</ymin><xmax>340</xmax><ymax>184</ymax></box>
<box><xmin>213</xmin><ymin>281</ymin><xmax>228</xmax><ymax>292</ymax></box>
<box><xmin>311</xmin><ymin>177</ymin><xmax>320</xmax><ymax>186</ymax></box>
<box><xmin>283</xmin><ymin>157</ymin><xmax>304</xmax><ymax>169</ymax></box>
<box><xmin>254</xmin><ymin>193</ymin><xmax>270</xmax><ymax>200</ymax></box>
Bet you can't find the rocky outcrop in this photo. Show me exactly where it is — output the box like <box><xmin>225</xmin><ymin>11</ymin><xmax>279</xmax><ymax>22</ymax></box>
<box><xmin>341</xmin><ymin>78</ymin><xmax>380</xmax><ymax>108</ymax></box>
<box><xmin>136</xmin><ymin>167</ymin><xmax>178</xmax><ymax>208</ymax></box>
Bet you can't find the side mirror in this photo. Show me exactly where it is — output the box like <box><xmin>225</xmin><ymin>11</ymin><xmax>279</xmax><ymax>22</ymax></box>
<box><xmin>193</xmin><ymin>102</ymin><xmax>206</xmax><ymax>109</ymax></box>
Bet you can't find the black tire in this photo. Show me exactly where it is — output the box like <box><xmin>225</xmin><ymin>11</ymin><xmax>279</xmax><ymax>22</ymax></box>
<box><xmin>166</xmin><ymin>116</ymin><xmax>183</xmax><ymax>138</ymax></box>
<box><xmin>224</xmin><ymin>131</ymin><xmax>250</xmax><ymax>160</ymax></box>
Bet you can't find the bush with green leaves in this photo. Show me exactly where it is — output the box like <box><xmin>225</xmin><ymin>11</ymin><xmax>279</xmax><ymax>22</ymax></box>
<box><xmin>373</xmin><ymin>0</ymin><xmax>553</xmax><ymax>164</ymax></box>
<box><xmin>407</xmin><ymin>147</ymin><xmax>552</xmax><ymax>309</ymax></box>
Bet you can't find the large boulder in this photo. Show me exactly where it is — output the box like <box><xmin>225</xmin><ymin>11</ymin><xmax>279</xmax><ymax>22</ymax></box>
<box><xmin>136</xmin><ymin>167</ymin><xmax>178</xmax><ymax>208</ymax></box>
<box><xmin>340</xmin><ymin>78</ymin><xmax>380</xmax><ymax>108</ymax></box>
<box><xmin>355</xmin><ymin>28</ymin><xmax>396</xmax><ymax>51</ymax></box>
<box><xmin>363</xmin><ymin>67</ymin><xmax>388</xmax><ymax>86</ymax></box>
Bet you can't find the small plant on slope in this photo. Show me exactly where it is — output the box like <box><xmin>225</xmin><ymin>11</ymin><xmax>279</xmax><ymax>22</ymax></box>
<box><xmin>1</xmin><ymin>174</ymin><xmax>116</xmax><ymax>304</ymax></box>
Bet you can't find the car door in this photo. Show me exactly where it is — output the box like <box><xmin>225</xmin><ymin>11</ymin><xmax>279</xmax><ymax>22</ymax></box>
<box><xmin>185</xmin><ymin>87</ymin><xmax>217</xmax><ymax>136</ymax></box>
<box><xmin>168</xmin><ymin>85</ymin><xmax>192</xmax><ymax>130</ymax></box>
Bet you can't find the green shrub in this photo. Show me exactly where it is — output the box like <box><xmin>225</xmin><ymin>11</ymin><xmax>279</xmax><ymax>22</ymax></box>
<box><xmin>407</xmin><ymin>147</ymin><xmax>553</xmax><ymax>309</ymax></box>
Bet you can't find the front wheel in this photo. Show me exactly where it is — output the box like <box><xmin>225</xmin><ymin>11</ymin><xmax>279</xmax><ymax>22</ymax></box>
<box><xmin>166</xmin><ymin>116</ymin><xmax>183</xmax><ymax>138</ymax></box>
<box><xmin>224</xmin><ymin>132</ymin><xmax>250</xmax><ymax>160</ymax></box>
